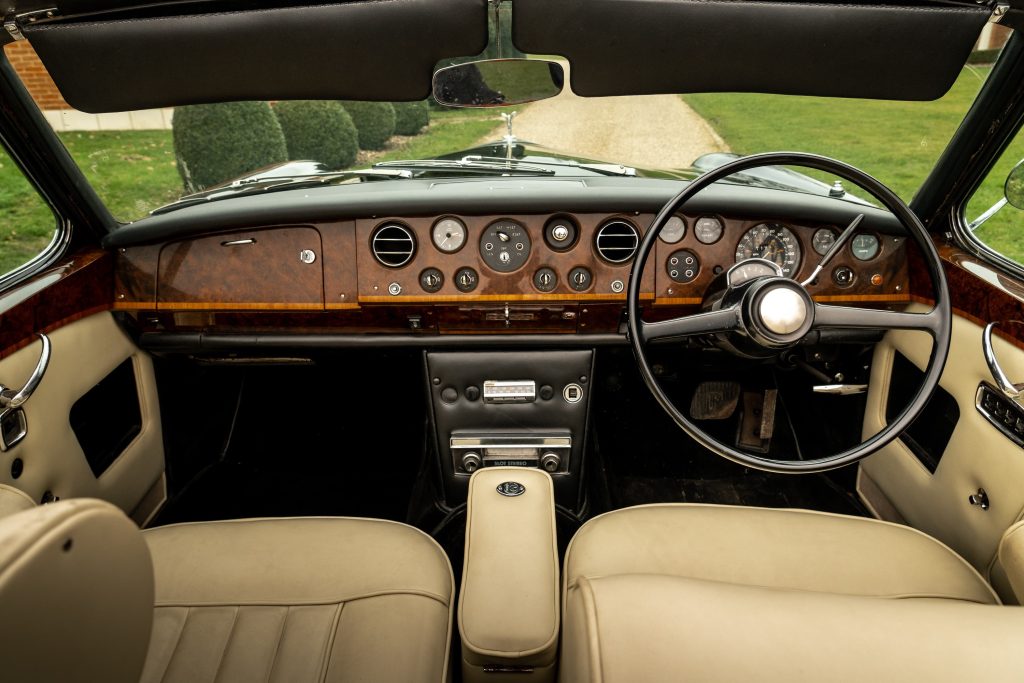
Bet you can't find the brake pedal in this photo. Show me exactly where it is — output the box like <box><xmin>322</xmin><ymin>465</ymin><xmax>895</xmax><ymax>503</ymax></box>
<box><xmin>736</xmin><ymin>389</ymin><xmax>778</xmax><ymax>453</ymax></box>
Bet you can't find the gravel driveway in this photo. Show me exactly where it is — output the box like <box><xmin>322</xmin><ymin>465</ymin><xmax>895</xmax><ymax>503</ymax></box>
<box><xmin>481</xmin><ymin>67</ymin><xmax>729</xmax><ymax>169</ymax></box>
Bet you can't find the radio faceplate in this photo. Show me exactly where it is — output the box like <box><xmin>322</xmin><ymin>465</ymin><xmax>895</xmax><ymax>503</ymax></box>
<box><xmin>450</xmin><ymin>433</ymin><xmax>572</xmax><ymax>474</ymax></box>
<box><xmin>483</xmin><ymin>380</ymin><xmax>537</xmax><ymax>403</ymax></box>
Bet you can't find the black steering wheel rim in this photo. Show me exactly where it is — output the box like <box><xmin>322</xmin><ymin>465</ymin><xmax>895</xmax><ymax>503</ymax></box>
<box><xmin>626</xmin><ymin>151</ymin><xmax>951</xmax><ymax>473</ymax></box>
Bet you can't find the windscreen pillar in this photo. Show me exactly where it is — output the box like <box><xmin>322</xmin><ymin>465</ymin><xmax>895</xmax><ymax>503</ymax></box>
<box><xmin>458</xmin><ymin>467</ymin><xmax>559</xmax><ymax>682</ymax></box>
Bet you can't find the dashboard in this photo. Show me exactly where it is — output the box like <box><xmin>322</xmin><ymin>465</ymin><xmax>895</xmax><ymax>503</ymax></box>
<box><xmin>113</xmin><ymin>208</ymin><xmax>910</xmax><ymax>339</ymax></box>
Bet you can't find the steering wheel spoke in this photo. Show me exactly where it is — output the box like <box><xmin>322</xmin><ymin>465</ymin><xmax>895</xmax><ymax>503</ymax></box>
<box><xmin>639</xmin><ymin>306</ymin><xmax>741</xmax><ymax>342</ymax></box>
<box><xmin>813</xmin><ymin>303</ymin><xmax>941</xmax><ymax>336</ymax></box>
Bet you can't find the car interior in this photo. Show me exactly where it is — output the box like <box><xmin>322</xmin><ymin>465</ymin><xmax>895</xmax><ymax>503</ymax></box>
<box><xmin>3</xmin><ymin>0</ymin><xmax>1024</xmax><ymax>680</ymax></box>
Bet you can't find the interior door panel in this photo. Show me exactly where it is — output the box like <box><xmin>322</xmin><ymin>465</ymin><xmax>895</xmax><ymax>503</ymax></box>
<box><xmin>0</xmin><ymin>312</ymin><xmax>165</xmax><ymax>523</ymax></box>
<box><xmin>860</xmin><ymin>305</ymin><xmax>1024</xmax><ymax>602</ymax></box>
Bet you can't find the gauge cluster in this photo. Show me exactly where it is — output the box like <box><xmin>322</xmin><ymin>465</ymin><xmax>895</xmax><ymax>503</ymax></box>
<box><xmin>356</xmin><ymin>212</ymin><xmax>908</xmax><ymax>305</ymax></box>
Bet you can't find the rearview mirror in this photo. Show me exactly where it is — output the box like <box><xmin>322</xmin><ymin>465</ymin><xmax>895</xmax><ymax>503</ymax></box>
<box><xmin>432</xmin><ymin>58</ymin><xmax>564</xmax><ymax>108</ymax></box>
<box><xmin>1005</xmin><ymin>160</ymin><xmax>1024</xmax><ymax>210</ymax></box>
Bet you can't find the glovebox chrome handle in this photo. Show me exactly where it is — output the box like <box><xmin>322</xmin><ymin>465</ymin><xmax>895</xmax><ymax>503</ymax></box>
<box><xmin>0</xmin><ymin>333</ymin><xmax>50</xmax><ymax>409</ymax></box>
<box><xmin>983</xmin><ymin>322</ymin><xmax>1024</xmax><ymax>406</ymax></box>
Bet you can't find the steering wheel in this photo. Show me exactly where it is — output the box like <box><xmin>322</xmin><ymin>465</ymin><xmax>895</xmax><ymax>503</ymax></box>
<box><xmin>626</xmin><ymin>152</ymin><xmax>951</xmax><ymax>473</ymax></box>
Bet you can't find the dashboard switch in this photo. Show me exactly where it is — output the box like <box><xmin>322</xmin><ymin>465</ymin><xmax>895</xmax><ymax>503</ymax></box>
<box><xmin>455</xmin><ymin>267</ymin><xmax>479</xmax><ymax>292</ymax></box>
<box><xmin>420</xmin><ymin>268</ymin><xmax>444</xmax><ymax>293</ymax></box>
<box><xmin>534</xmin><ymin>267</ymin><xmax>558</xmax><ymax>292</ymax></box>
<box><xmin>568</xmin><ymin>267</ymin><xmax>592</xmax><ymax>292</ymax></box>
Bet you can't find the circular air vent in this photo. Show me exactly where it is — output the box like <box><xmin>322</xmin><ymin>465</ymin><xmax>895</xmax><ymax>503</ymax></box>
<box><xmin>595</xmin><ymin>220</ymin><xmax>639</xmax><ymax>264</ymax></box>
<box><xmin>371</xmin><ymin>223</ymin><xmax>416</xmax><ymax>267</ymax></box>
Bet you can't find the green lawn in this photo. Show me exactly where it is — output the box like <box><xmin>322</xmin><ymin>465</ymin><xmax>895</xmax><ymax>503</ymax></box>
<box><xmin>683</xmin><ymin>66</ymin><xmax>1024</xmax><ymax>262</ymax></box>
<box><xmin>0</xmin><ymin>107</ymin><xmax>505</xmax><ymax>276</ymax></box>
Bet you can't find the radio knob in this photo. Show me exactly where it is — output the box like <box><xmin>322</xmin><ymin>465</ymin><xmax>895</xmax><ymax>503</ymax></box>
<box><xmin>462</xmin><ymin>452</ymin><xmax>482</xmax><ymax>474</ymax></box>
<box><xmin>540</xmin><ymin>452</ymin><xmax>561</xmax><ymax>473</ymax></box>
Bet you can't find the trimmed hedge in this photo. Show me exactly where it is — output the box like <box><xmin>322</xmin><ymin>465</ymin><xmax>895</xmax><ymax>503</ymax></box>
<box><xmin>172</xmin><ymin>101</ymin><xmax>287</xmax><ymax>191</ymax></box>
<box><xmin>341</xmin><ymin>101</ymin><xmax>396</xmax><ymax>151</ymax></box>
<box><xmin>393</xmin><ymin>100</ymin><xmax>430</xmax><ymax>136</ymax></box>
<box><xmin>274</xmin><ymin>100</ymin><xmax>358</xmax><ymax>170</ymax></box>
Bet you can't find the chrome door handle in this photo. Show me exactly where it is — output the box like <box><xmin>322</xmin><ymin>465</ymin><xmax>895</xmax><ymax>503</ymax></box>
<box><xmin>983</xmin><ymin>322</ymin><xmax>1024</xmax><ymax>407</ymax></box>
<box><xmin>0</xmin><ymin>333</ymin><xmax>50</xmax><ymax>409</ymax></box>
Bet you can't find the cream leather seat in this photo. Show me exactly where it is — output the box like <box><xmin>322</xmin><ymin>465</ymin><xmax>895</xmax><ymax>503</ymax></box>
<box><xmin>561</xmin><ymin>504</ymin><xmax>1024</xmax><ymax>682</ymax></box>
<box><xmin>0</xmin><ymin>498</ymin><xmax>454</xmax><ymax>683</ymax></box>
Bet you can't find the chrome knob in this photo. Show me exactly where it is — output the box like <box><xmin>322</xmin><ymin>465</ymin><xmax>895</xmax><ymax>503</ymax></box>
<box><xmin>540</xmin><ymin>452</ymin><xmax>561</xmax><ymax>473</ymax></box>
<box><xmin>462</xmin><ymin>452</ymin><xmax>482</xmax><ymax>474</ymax></box>
<box><xmin>552</xmin><ymin>225</ymin><xmax>569</xmax><ymax>242</ymax></box>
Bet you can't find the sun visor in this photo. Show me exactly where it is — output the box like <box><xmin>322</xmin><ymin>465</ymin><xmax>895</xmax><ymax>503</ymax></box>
<box><xmin>23</xmin><ymin>0</ymin><xmax>489</xmax><ymax>113</ymax></box>
<box><xmin>512</xmin><ymin>0</ymin><xmax>991</xmax><ymax>101</ymax></box>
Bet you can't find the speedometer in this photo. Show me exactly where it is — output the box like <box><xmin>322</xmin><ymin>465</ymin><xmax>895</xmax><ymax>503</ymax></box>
<box><xmin>734</xmin><ymin>223</ymin><xmax>801</xmax><ymax>278</ymax></box>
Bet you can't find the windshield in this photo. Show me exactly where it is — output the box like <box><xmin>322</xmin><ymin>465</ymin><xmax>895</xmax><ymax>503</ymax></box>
<box><xmin>2</xmin><ymin>40</ymin><xmax>997</xmax><ymax>224</ymax></box>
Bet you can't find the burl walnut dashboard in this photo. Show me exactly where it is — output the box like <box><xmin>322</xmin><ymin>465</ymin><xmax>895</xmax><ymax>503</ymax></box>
<box><xmin>112</xmin><ymin>211</ymin><xmax>910</xmax><ymax>337</ymax></box>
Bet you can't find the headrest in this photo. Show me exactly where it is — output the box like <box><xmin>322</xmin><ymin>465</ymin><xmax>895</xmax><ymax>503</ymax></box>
<box><xmin>0</xmin><ymin>498</ymin><xmax>154</xmax><ymax>683</ymax></box>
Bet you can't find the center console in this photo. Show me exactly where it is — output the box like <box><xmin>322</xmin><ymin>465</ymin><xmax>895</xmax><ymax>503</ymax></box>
<box><xmin>425</xmin><ymin>350</ymin><xmax>594</xmax><ymax>506</ymax></box>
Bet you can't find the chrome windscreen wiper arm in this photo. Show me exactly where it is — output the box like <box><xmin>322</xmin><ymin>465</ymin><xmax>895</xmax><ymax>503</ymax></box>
<box><xmin>373</xmin><ymin>158</ymin><xmax>556</xmax><ymax>175</ymax></box>
<box><xmin>460</xmin><ymin>155</ymin><xmax>637</xmax><ymax>177</ymax></box>
<box><xmin>150</xmin><ymin>168</ymin><xmax>412</xmax><ymax>215</ymax></box>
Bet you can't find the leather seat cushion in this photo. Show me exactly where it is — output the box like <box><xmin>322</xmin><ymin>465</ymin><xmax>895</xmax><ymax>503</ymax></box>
<box><xmin>564</xmin><ymin>573</ymin><xmax>1024</xmax><ymax>683</ymax></box>
<box><xmin>140</xmin><ymin>516</ymin><xmax>454</xmax><ymax>683</ymax></box>
<box><xmin>565</xmin><ymin>504</ymin><xmax>997</xmax><ymax>603</ymax></box>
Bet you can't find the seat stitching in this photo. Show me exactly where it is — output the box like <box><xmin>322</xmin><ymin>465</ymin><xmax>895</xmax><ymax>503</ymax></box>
<box><xmin>577</xmin><ymin>578</ymin><xmax>604</xmax><ymax>683</ymax></box>
<box><xmin>318</xmin><ymin>602</ymin><xmax>345</xmax><ymax>683</ymax></box>
<box><xmin>264</xmin><ymin>606</ymin><xmax>289</xmax><ymax>683</ymax></box>
<box><xmin>210</xmin><ymin>606</ymin><xmax>240</xmax><ymax>683</ymax></box>
<box><xmin>154</xmin><ymin>587</ymin><xmax>450</xmax><ymax>609</ymax></box>
<box><xmin>157</xmin><ymin>606</ymin><xmax>191</xmax><ymax>683</ymax></box>
<box><xmin>569</xmin><ymin>573</ymin><xmax>997</xmax><ymax>605</ymax></box>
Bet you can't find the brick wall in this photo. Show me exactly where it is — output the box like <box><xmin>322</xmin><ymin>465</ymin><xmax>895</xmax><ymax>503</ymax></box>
<box><xmin>4</xmin><ymin>41</ymin><xmax>68</xmax><ymax>110</ymax></box>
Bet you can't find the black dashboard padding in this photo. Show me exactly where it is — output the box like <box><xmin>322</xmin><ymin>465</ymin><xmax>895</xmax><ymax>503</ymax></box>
<box><xmin>512</xmin><ymin>0</ymin><xmax>989</xmax><ymax>101</ymax></box>
<box><xmin>25</xmin><ymin>0</ymin><xmax>488</xmax><ymax>112</ymax></box>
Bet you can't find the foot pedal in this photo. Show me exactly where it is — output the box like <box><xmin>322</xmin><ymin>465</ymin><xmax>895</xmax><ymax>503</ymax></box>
<box><xmin>736</xmin><ymin>389</ymin><xmax>778</xmax><ymax>453</ymax></box>
<box><xmin>689</xmin><ymin>381</ymin><xmax>741</xmax><ymax>420</ymax></box>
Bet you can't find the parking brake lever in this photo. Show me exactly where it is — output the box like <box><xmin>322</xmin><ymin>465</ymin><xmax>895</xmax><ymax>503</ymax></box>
<box><xmin>0</xmin><ymin>333</ymin><xmax>51</xmax><ymax>409</ymax></box>
<box><xmin>800</xmin><ymin>214</ymin><xmax>864</xmax><ymax>287</ymax></box>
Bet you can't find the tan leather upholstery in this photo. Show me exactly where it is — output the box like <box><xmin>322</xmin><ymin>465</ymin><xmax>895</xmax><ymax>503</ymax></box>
<box><xmin>860</xmin><ymin>310</ymin><xmax>1024</xmax><ymax>601</ymax></box>
<box><xmin>564</xmin><ymin>574</ymin><xmax>1024</xmax><ymax>683</ymax></box>
<box><xmin>566</xmin><ymin>504</ymin><xmax>998</xmax><ymax>602</ymax></box>
<box><xmin>140</xmin><ymin>516</ymin><xmax>454</xmax><ymax>683</ymax></box>
<box><xmin>561</xmin><ymin>504</ymin><xmax>1015</xmax><ymax>683</ymax></box>
<box><xmin>998</xmin><ymin>520</ymin><xmax>1024</xmax><ymax>603</ymax></box>
<box><xmin>460</xmin><ymin>468</ymin><xmax>559</xmax><ymax>681</ymax></box>
<box><xmin>0</xmin><ymin>499</ymin><xmax>154</xmax><ymax>683</ymax></box>
<box><xmin>0</xmin><ymin>482</ymin><xmax>35</xmax><ymax>517</ymax></box>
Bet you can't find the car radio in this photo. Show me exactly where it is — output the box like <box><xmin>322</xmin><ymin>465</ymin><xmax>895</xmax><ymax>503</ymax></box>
<box><xmin>450</xmin><ymin>432</ymin><xmax>572</xmax><ymax>474</ymax></box>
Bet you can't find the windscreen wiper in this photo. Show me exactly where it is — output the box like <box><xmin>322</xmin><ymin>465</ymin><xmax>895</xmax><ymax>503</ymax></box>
<box><xmin>149</xmin><ymin>168</ymin><xmax>412</xmax><ymax>216</ymax></box>
<box><xmin>373</xmin><ymin>158</ymin><xmax>556</xmax><ymax>176</ymax></box>
<box><xmin>459</xmin><ymin>155</ymin><xmax>637</xmax><ymax>177</ymax></box>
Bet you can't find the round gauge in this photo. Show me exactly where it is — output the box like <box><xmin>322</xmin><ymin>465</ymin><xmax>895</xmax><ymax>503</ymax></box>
<box><xmin>734</xmin><ymin>223</ymin><xmax>802</xmax><ymax>278</ymax></box>
<box><xmin>432</xmin><ymin>217</ymin><xmax>467</xmax><ymax>253</ymax></box>
<box><xmin>851</xmin><ymin>234</ymin><xmax>880</xmax><ymax>261</ymax></box>
<box><xmin>660</xmin><ymin>216</ymin><xmax>686</xmax><ymax>244</ymax></box>
<box><xmin>480</xmin><ymin>219</ymin><xmax>531</xmax><ymax>272</ymax></box>
<box><xmin>812</xmin><ymin>228</ymin><xmax>837</xmax><ymax>256</ymax></box>
<box><xmin>694</xmin><ymin>216</ymin><xmax>724</xmax><ymax>244</ymax></box>
<box><xmin>728</xmin><ymin>259</ymin><xmax>780</xmax><ymax>287</ymax></box>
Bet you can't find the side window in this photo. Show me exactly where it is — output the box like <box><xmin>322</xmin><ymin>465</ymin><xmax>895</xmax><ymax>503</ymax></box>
<box><xmin>964</xmin><ymin>131</ymin><xmax>1024</xmax><ymax>267</ymax></box>
<box><xmin>1</xmin><ymin>42</ymin><xmax>61</xmax><ymax>281</ymax></box>
<box><xmin>0</xmin><ymin>142</ymin><xmax>59</xmax><ymax>279</ymax></box>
